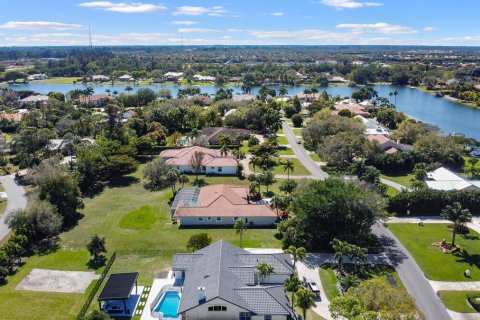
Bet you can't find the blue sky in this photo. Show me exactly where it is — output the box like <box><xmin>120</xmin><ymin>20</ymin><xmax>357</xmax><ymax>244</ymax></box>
<box><xmin>0</xmin><ymin>0</ymin><xmax>479</xmax><ymax>46</ymax></box>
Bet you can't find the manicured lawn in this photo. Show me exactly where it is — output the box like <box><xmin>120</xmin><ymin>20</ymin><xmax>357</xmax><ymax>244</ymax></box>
<box><xmin>438</xmin><ymin>291</ymin><xmax>478</xmax><ymax>313</ymax></box>
<box><xmin>384</xmin><ymin>184</ymin><xmax>399</xmax><ymax>197</ymax></box>
<box><xmin>389</xmin><ymin>223</ymin><xmax>480</xmax><ymax>281</ymax></box>
<box><xmin>319</xmin><ymin>267</ymin><xmax>339</xmax><ymax>301</ymax></box>
<box><xmin>310</xmin><ymin>153</ymin><xmax>322</xmax><ymax>162</ymax></box>
<box><xmin>250</xmin><ymin>157</ymin><xmax>310</xmax><ymax>176</ymax></box>
<box><xmin>289</xmin><ymin>293</ymin><xmax>327</xmax><ymax>320</ymax></box>
<box><xmin>292</xmin><ymin>128</ymin><xmax>303</xmax><ymax>136</ymax></box>
<box><xmin>34</xmin><ymin>77</ymin><xmax>81</xmax><ymax>84</ymax></box>
<box><xmin>277</xmin><ymin>147</ymin><xmax>294</xmax><ymax>155</ymax></box>
<box><xmin>277</xmin><ymin>136</ymin><xmax>289</xmax><ymax>145</ymax></box>
<box><xmin>0</xmin><ymin>250</ymin><xmax>99</xmax><ymax>320</ymax></box>
<box><xmin>379</xmin><ymin>173</ymin><xmax>414</xmax><ymax>188</ymax></box>
<box><xmin>118</xmin><ymin>205</ymin><xmax>158</xmax><ymax>230</ymax></box>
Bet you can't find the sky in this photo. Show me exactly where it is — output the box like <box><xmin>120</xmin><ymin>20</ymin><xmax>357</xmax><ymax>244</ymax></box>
<box><xmin>0</xmin><ymin>0</ymin><xmax>479</xmax><ymax>46</ymax></box>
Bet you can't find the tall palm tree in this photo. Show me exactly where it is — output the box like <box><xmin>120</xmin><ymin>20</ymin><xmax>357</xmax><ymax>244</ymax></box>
<box><xmin>296</xmin><ymin>288</ymin><xmax>316</xmax><ymax>320</ymax></box>
<box><xmin>189</xmin><ymin>151</ymin><xmax>205</xmax><ymax>183</ymax></box>
<box><xmin>389</xmin><ymin>91</ymin><xmax>393</xmax><ymax>103</ymax></box>
<box><xmin>393</xmin><ymin>90</ymin><xmax>399</xmax><ymax>106</ymax></box>
<box><xmin>248</xmin><ymin>181</ymin><xmax>260</xmax><ymax>199</ymax></box>
<box><xmin>351</xmin><ymin>245</ymin><xmax>367</xmax><ymax>274</ymax></box>
<box><xmin>257</xmin><ymin>262</ymin><xmax>275</xmax><ymax>283</ymax></box>
<box><xmin>178</xmin><ymin>174</ymin><xmax>190</xmax><ymax>188</ymax></box>
<box><xmin>279</xmin><ymin>86</ymin><xmax>288</xmax><ymax>97</ymax></box>
<box><xmin>270</xmin><ymin>195</ymin><xmax>284</xmax><ymax>220</ymax></box>
<box><xmin>284</xmin><ymin>275</ymin><xmax>301</xmax><ymax>311</ymax></box>
<box><xmin>250</xmin><ymin>156</ymin><xmax>261</xmax><ymax>176</ymax></box>
<box><xmin>330</xmin><ymin>238</ymin><xmax>350</xmax><ymax>273</ymax></box>
<box><xmin>285</xmin><ymin>245</ymin><xmax>306</xmax><ymax>267</ymax></box>
<box><xmin>218</xmin><ymin>134</ymin><xmax>231</xmax><ymax>157</ymax></box>
<box><xmin>281</xmin><ymin>159</ymin><xmax>295</xmax><ymax>179</ymax></box>
<box><xmin>166</xmin><ymin>169</ymin><xmax>180</xmax><ymax>194</ymax></box>
<box><xmin>234</xmin><ymin>219</ymin><xmax>247</xmax><ymax>248</ymax></box>
<box><xmin>441</xmin><ymin>202</ymin><xmax>472</xmax><ymax>246</ymax></box>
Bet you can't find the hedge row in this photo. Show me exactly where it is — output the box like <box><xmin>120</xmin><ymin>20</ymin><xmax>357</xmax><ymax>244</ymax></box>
<box><xmin>388</xmin><ymin>189</ymin><xmax>480</xmax><ymax>216</ymax></box>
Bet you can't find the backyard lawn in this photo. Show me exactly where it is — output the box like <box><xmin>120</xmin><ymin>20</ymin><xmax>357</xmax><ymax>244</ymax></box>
<box><xmin>310</xmin><ymin>153</ymin><xmax>322</xmax><ymax>162</ymax></box>
<box><xmin>379</xmin><ymin>173</ymin><xmax>414</xmax><ymax>188</ymax></box>
<box><xmin>0</xmin><ymin>250</ymin><xmax>98</xmax><ymax>320</ymax></box>
<box><xmin>277</xmin><ymin>147</ymin><xmax>294</xmax><ymax>155</ymax></box>
<box><xmin>277</xmin><ymin>136</ymin><xmax>289</xmax><ymax>145</ymax></box>
<box><xmin>438</xmin><ymin>291</ymin><xmax>478</xmax><ymax>313</ymax></box>
<box><xmin>249</xmin><ymin>157</ymin><xmax>311</xmax><ymax>176</ymax></box>
<box><xmin>388</xmin><ymin>223</ymin><xmax>480</xmax><ymax>281</ymax></box>
<box><xmin>319</xmin><ymin>267</ymin><xmax>339</xmax><ymax>301</ymax></box>
<box><xmin>292</xmin><ymin>128</ymin><xmax>303</xmax><ymax>136</ymax></box>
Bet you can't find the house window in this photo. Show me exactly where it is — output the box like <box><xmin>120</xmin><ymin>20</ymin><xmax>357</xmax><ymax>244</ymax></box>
<box><xmin>208</xmin><ymin>306</ymin><xmax>227</xmax><ymax>311</ymax></box>
<box><xmin>240</xmin><ymin>312</ymin><xmax>252</xmax><ymax>320</ymax></box>
<box><xmin>218</xmin><ymin>167</ymin><xmax>222</xmax><ymax>172</ymax></box>
<box><xmin>207</xmin><ymin>217</ymin><xmax>212</xmax><ymax>221</ymax></box>
<box><xmin>216</xmin><ymin>217</ymin><xmax>222</xmax><ymax>221</ymax></box>
<box><xmin>202</xmin><ymin>166</ymin><xmax>206</xmax><ymax>171</ymax></box>
<box><xmin>198</xmin><ymin>217</ymin><xmax>203</xmax><ymax>221</ymax></box>
<box><xmin>211</xmin><ymin>167</ymin><xmax>215</xmax><ymax>169</ymax></box>
<box><xmin>264</xmin><ymin>316</ymin><xmax>272</xmax><ymax>320</ymax></box>
<box><xmin>233</xmin><ymin>217</ymin><xmax>238</xmax><ymax>220</ymax></box>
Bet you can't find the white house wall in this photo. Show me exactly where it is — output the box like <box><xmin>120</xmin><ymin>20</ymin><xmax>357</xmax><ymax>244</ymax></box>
<box><xmin>182</xmin><ymin>297</ymin><xmax>248</xmax><ymax>320</ymax></box>
<box><xmin>178</xmin><ymin>216</ymin><xmax>277</xmax><ymax>227</ymax></box>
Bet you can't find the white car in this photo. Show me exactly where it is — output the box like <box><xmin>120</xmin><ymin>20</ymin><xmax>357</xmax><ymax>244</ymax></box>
<box><xmin>307</xmin><ymin>280</ymin><xmax>320</xmax><ymax>296</ymax></box>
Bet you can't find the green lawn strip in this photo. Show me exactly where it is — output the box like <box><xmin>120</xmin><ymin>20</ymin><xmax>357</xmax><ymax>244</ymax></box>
<box><xmin>463</xmin><ymin>156</ymin><xmax>480</xmax><ymax>173</ymax></box>
<box><xmin>277</xmin><ymin>129</ymin><xmax>284</xmax><ymax>135</ymax></box>
<box><xmin>277</xmin><ymin>147</ymin><xmax>294</xmax><ymax>155</ymax></box>
<box><xmin>292</xmin><ymin>128</ymin><xmax>303</xmax><ymax>136</ymax></box>
<box><xmin>239</xmin><ymin>141</ymin><xmax>249</xmax><ymax>154</ymax></box>
<box><xmin>249</xmin><ymin>157</ymin><xmax>310</xmax><ymax>176</ymax></box>
<box><xmin>438</xmin><ymin>291</ymin><xmax>478</xmax><ymax>313</ymax></box>
<box><xmin>309</xmin><ymin>153</ymin><xmax>322</xmax><ymax>162</ymax></box>
<box><xmin>277</xmin><ymin>136</ymin><xmax>289</xmax><ymax>145</ymax></box>
<box><xmin>383</xmin><ymin>184</ymin><xmax>399</xmax><ymax>197</ymax></box>
<box><xmin>288</xmin><ymin>293</ymin><xmax>327</xmax><ymax>320</ymax></box>
<box><xmin>0</xmin><ymin>250</ymin><xmax>98</xmax><ymax>320</ymax></box>
<box><xmin>379</xmin><ymin>173</ymin><xmax>414</xmax><ymax>188</ymax></box>
<box><xmin>388</xmin><ymin>223</ymin><xmax>480</xmax><ymax>281</ymax></box>
<box><xmin>319</xmin><ymin>267</ymin><xmax>339</xmax><ymax>301</ymax></box>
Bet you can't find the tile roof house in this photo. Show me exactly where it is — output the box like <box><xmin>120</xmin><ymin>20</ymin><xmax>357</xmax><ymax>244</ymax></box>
<box><xmin>425</xmin><ymin>167</ymin><xmax>480</xmax><ymax>191</ymax></box>
<box><xmin>172</xmin><ymin>240</ymin><xmax>294</xmax><ymax>320</ymax></box>
<box><xmin>79</xmin><ymin>94</ymin><xmax>112</xmax><ymax>106</ymax></box>
<box><xmin>333</xmin><ymin>99</ymin><xmax>370</xmax><ymax>117</ymax></box>
<box><xmin>160</xmin><ymin>146</ymin><xmax>237</xmax><ymax>175</ymax></box>
<box><xmin>201</xmin><ymin>127</ymin><xmax>250</xmax><ymax>145</ymax></box>
<box><xmin>355</xmin><ymin>115</ymin><xmax>390</xmax><ymax>135</ymax></box>
<box><xmin>20</xmin><ymin>95</ymin><xmax>49</xmax><ymax>107</ymax></box>
<box><xmin>171</xmin><ymin>185</ymin><xmax>278</xmax><ymax>226</ymax></box>
<box><xmin>367</xmin><ymin>135</ymin><xmax>412</xmax><ymax>154</ymax></box>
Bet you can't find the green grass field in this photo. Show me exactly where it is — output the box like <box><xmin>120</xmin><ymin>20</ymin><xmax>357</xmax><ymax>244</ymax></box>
<box><xmin>319</xmin><ymin>267</ymin><xmax>339</xmax><ymax>301</ymax></box>
<box><xmin>389</xmin><ymin>223</ymin><xmax>480</xmax><ymax>281</ymax></box>
<box><xmin>309</xmin><ymin>153</ymin><xmax>322</xmax><ymax>162</ymax></box>
<box><xmin>438</xmin><ymin>291</ymin><xmax>478</xmax><ymax>313</ymax></box>
<box><xmin>276</xmin><ymin>136</ymin><xmax>289</xmax><ymax>145</ymax></box>
<box><xmin>249</xmin><ymin>157</ymin><xmax>310</xmax><ymax>176</ymax></box>
<box><xmin>379</xmin><ymin>173</ymin><xmax>414</xmax><ymax>188</ymax></box>
<box><xmin>292</xmin><ymin>128</ymin><xmax>303</xmax><ymax>136</ymax></box>
<box><xmin>277</xmin><ymin>147</ymin><xmax>295</xmax><ymax>155</ymax></box>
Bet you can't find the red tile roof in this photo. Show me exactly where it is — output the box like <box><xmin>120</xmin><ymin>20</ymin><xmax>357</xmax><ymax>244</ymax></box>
<box><xmin>160</xmin><ymin>146</ymin><xmax>237</xmax><ymax>167</ymax></box>
<box><xmin>175</xmin><ymin>184</ymin><xmax>277</xmax><ymax>218</ymax></box>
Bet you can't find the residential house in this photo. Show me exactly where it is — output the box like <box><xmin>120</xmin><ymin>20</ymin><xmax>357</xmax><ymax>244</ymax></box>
<box><xmin>48</xmin><ymin>139</ymin><xmax>67</xmax><ymax>152</ymax></box>
<box><xmin>79</xmin><ymin>94</ymin><xmax>112</xmax><ymax>107</ymax></box>
<box><xmin>27</xmin><ymin>74</ymin><xmax>48</xmax><ymax>81</ymax></box>
<box><xmin>333</xmin><ymin>99</ymin><xmax>370</xmax><ymax>117</ymax></box>
<box><xmin>20</xmin><ymin>95</ymin><xmax>49</xmax><ymax>107</ymax></box>
<box><xmin>367</xmin><ymin>135</ymin><xmax>412</xmax><ymax>154</ymax></box>
<box><xmin>170</xmin><ymin>184</ymin><xmax>278</xmax><ymax>226</ymax></box>
<box><xmin>425</xmin><ymin>167</ymin><xmax>480</xmax><ymax>191</ymax></box>
<box><xmin>201</xmin><ymin>127</ymin><xmax>250</xmax><ymax>145</ymax></box>
<box><xmin>193</xmin><ymin>74</ymin><xmax>216</xmax><ymax>82</ymax></box>
<box><xmin>118</xmin><ymin>74</ymin><xmax>133</xmax><ymax>82</ymax></box>
<box><xmin>159</xmin><ymin>146</ymin><xmax>237</xmax><ymax>175</ymax></box>
<box><xmin>91</xmin><ymin>75</ymin><xmax>110</xmax><ymax>82</ymax></box>
<box><xmin>172</xmin><ymin>240</ymin><xmax>294</xmax><ymax>320</ymax></box>
<box><xmin>355</xmin><ymin>115</ymin><xmax>390</xmax><ymax>135</ymax></box>
<box><xmin>190</xmin><ymin>95</ymin><xmax>213</xmax><ymax>106</ymax></box>
<box><xmin>328</xmin><ymin>76</ymin><xmax>347</xmax><ymax>83</ymax></box>
<box><xmin>164</xmin><ymin>72</ymin><xmax>184</xmax><ymax>81</ymax></box>
<box><xmin>0</xmin><ymin>109</ymin><xmax>28</xmax><ymax>122</ymax></box>
<box><xmin>232</xmin><ymin>94</ymin><xmax>256</xmax><ymax>102</ymax></box>
<box><xmin>122</xmin><ymin>109</ymin><xmax>137</xmax><ymax>121</ymax></box>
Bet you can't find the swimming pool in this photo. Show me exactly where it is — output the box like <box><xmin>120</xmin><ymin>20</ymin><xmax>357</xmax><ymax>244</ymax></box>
<box><xmin>154</xmin><ymin>291</ymin><xmax>180</xmax><ymax>318</ymax></box>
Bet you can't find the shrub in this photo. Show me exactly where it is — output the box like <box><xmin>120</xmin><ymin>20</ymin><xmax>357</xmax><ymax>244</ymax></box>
<box><xmin>291</xmin><ymin>114</ymin><xmax>304</xmax><ymax>127</ymax></box>
<box><xmin>467</xmin><ymin>293</ymin><xmax>480</xmax><ymax>312</ymax></box>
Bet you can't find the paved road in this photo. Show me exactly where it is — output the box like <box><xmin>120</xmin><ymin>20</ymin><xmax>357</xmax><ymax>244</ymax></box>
<box><xmin>281</xmin><ymin>121</ymin><xmax>329</xmax><ymax>180</ymax></box>
<box><xmin>0</xmin><ymin>174</ymin><xmax>28</xmax><ymax>242</ymax></box>
<box><xmin>372</xmin><ymin>222</ymin><xmax>451</xmax><ymax>320</ymax></box>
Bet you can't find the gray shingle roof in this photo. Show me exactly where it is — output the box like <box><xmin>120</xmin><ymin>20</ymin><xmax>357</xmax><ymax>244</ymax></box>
<box><xmin>173</xmin><ymin>240</ymin><xmax>293</xmax><ymax>316</ymax></box>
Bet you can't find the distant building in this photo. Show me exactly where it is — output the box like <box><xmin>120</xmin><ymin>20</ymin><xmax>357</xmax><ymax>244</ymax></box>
<box><xmin>333</xmin><ymin>99</ymin><xmax>370</xmax><ymax>117</ymax></box>
<box><xmin>118</xmin><ymin>74</ymin><xmax>133</xmax><ymax>82</ymax></box>
<box><xmin>19</xmin><ymin>95</ymin><xmax>49</xmax><ymax>107</ymax></box>
<box><xmin>164</xmin><ymin>72</ymin><xmax>184</xmax><ymax>81</ymax></box>
<box><xmin>329</xmin><ymin>76</ymin><xmax>347</xmax><ymax>83</ymax></box>
<box><xmin>190</xmin><ymin>95</ymin><xmax>213</xmax><ymax>106</ymax></box>
<box><xmin>193</xmin><ymin>74</ymin><xmax>216</xmax><ymax>82</ymax></box>
<box><xmin>201</xmin><ymin>127</ymin><xmax>250</xmax><ymax>145</ymax></box>
<box><xmin>27</xmin><ymin>74</ymin><xmax>48</xmax><ymax>81</ymax></box>
<box><xmin>91</xmin><ymin>75</ymin><xmax>110</xmax><ymax>82</ymax></box>
<box><xmin>367</xmin><ymin>135</ymin><xmax>412</xmax><ymax>154</ymax></box>
<box><xmin>159</xmin><ymin>146</ymin><xmax>237</xmax><ymax>175</ymax></box>
<box><xmin>79</xmin><ymin>94</ymin><xmax>112</xmax><ymax>107</ymax></box>
<box><xmin>232</xmin><ymin>94</ymin><xmax>256</xmax><ymax>102</ymax></box>
<box><xmin>425</xmin><ymin>167</ymin><xmax>480</xmax><ymax>191</ymax></box>
<box><xmin>171</xmin><ymin>185</ymin><xmax>278</xmax><ymax>226</ymax></box>
<box><xmin>355</xmin><ymin>115</ymin><xmax>390</xmax><ymax>135</ymax></box>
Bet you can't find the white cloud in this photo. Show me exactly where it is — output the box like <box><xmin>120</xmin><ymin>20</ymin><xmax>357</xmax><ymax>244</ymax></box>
<box><xmin>320</xmin><ymin>0</ymin><xmax>383</xmax><ymax>9</ymax></box>
<box><xmin>178</xmin><ymin>28</ymin><xmax>220</xmax><ymax>33</ymax></box>
<box><xmin>78</xmin><ymin>1</ymin><xmax>166</xmax><ymax>13</ymax></box>
<box><xmin>172</xmin><ymin>6</ymin><xmax>227</xmax><ymax>16</ymax></box>
<box><xmin>250</xmin><ymin>29</ymin><xmax>353</xmax><ymax>41</ymax></box>
<box><xmin>423</xmin><ymin>26</ymin><xmax>437</xmax><ymax>32</ymax></box>
<box><xmin>172</xmin><ymin>20</ymin><xmax>198</xmax><ymax>25</ymax></box>
<box><xmin>271</xmin><ymin>12</ymin><xmax>284</xmax><ymax>16</ymax></box>
<box><xmin>336</xmin><ymin>22</ymin><xmax>417</xmax><ymax>34</ymax></box>
<box><xmin>0</xmin><ymin>21</ymin><xmax>83</xmax><ymax>30</ymax></box>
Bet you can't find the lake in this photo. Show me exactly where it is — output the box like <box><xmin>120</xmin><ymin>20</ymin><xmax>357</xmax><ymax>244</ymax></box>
<box><xmin>3</xmin><ymin>82</ymin><xmax>480</xmax><ymax>140</ymax></box>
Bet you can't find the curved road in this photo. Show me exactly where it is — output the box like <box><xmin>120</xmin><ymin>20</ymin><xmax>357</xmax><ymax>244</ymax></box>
<box><xmin>283</xmin><ymin>120</ymin><xmax>450</xmax><ymax>320</ymax></box>
<box><xmin>0</xmin><ymin>174</ymin><xmax>27</xmax><ymax>241</ymax></box>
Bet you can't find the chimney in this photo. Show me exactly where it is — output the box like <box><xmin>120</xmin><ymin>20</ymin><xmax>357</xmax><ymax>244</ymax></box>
<box><xmin>197</xmin><ymin>286</ymin><xmax>206</xmax><ymax>303</ymax></box>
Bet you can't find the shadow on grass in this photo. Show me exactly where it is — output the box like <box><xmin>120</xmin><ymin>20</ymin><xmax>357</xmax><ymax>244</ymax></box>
<box><xmin>35</xmin><ymin>239</ymin><xmax>61</xmax><ymax>256</ymax></box>
<box><xmin>108</xmin><ymin>176</ymin><xmax>140</xmax><ymax>189</ymax></box>
<box><xmin>454</xmin><ymin>249</ymin><xmax>480</xmax><ymax>269</ymax></box>
<box><xmin>87</xmin><ymin>255</ymin><xmax>107</xmax><ymax>270</ymax></box>
<box><xmin>462</xmin><ymin>234</ymin><xmax>480</xmax><ymax>241</ymax></box>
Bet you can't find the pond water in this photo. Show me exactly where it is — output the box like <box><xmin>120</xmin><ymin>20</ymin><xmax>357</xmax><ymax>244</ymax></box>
<box><xmin>3</xmin><ymin>82</ymin><xmax>480</xmax><ymax>140</ymax></box>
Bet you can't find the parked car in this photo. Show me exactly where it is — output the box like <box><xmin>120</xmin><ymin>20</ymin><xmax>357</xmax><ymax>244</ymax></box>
<box><xmin>307</xmin><ymin>280</ymin><xmax>320</xmax><ymax>297</ymax></box>
<box><xmin>296</xmin><ymin>139</ymin><xmax>301</xmax><ymax>144</ymax></box>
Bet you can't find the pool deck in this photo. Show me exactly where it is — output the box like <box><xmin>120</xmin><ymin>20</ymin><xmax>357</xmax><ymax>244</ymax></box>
<box><xmin>140</xmin><ymin>271</ymin><xmax>176</xmax><ymax>320</ymax></box>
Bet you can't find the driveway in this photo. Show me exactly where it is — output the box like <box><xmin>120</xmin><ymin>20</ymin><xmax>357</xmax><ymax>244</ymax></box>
<box><xmin>281</xmin><ymin>121</ymin><xmax>329</xmax><ymax>180</ymax></box>
<box><xmin>0</xmin><ymin>174</ymin><xmax>28</xmax><ymax>241</ymax></box>
<box><xmin>372</xmin><ymin>222</ymin><xmax>451</xmax><ymax>320</ymax></box>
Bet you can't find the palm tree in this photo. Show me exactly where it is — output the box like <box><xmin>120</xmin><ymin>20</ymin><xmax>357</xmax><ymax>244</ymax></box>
<box><xmin>234</xmin><ymin>219</ymin><xmax>247</xmax><ymax>248</ymax></box>
<box><xmin>284</xmin><ymin>275</ymin><xmax>301</xmax><ymax>311</ymax></box>
<box><xmin>250</xmin><ymin>156</ymin><xmax>261</xmax><ymax>176</ymax></box>
<box><xmin>389</xmin><ymin>91</ymin><xmax>393</xmax><ymax>103</ymax></box>
<box><xmin>330</xmin><ymin>238</ymin><xmax>350</xmax><ymax>273</ymax></box>
<box><xmin>218</xmin><ymin>134</ymin><xmax>231</xmax><ymax>157</ymax></box>
<box><xmin>393</xmin><ymin>90</ymin><xmax>399</xmax><ymax>106</ymax></box>
<box><xmin>189</xmin><ymin>151</ymin><xmax>205</xmax><ymax>183</ymax></box>
<box><xmin>296</xmin><ymin>288</ymin><xmax>316</xmax><ymax>320</ymax></box>
<box><xmin>348</xmin><ymin>245</ymin><xmax>367</xmax><ymax>274</ymax></box>
<box><xmin>281</xmin><ymin>159</ymin><xmax>295</xmax><ymax>179</ymax></box>
<box><xmin>279</xmin><ymin>86</ymin><xmax>288</xmax><ymax>97</ymax></box>
<box><xmin>257</xmin><ymin>262</ymin><xmax>275</xmax><ymax>283</ymax></box>
<box><xmin>270</xmin><ymin>195</ymin><xmax>284</xmax><ymax>220</ymax></box>
<box><xmin>232</xmin><ymin>149</ymin><xmax>246</xmax><ymax>164</ymax></box>
<box><xmin>84</xmin><ymin>86</ymin><xmax>94</xmax><ymax>104</ymax></box>
<box><xmin>178</xmin><ymin>174</ymin><xmax>190</xmax><ymax>188</ymax></box>
<box><xmin>285</xmin><ymin>245</ymin><xmax>306</xmax><ymax>268</ymax></box>
<box><xmin>248</xmin><ymin>181</ymin><xmax>260</xmax><ymax>199</ymax></box>
<box><xmin>441</xmin><ymin>202</ymin><xmax>472</xmax><ymax>246</ymax></box>
<box><xmin>166</xmin><ymin>169</ymin><xmax>180</xmax><ymax>194</ymax></box>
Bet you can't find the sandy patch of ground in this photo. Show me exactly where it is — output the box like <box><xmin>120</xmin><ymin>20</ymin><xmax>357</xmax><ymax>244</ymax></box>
<box><xmin>16</xmin><ymin>268</ymin><xmax>100</xmax><ymax>293</ymax></box>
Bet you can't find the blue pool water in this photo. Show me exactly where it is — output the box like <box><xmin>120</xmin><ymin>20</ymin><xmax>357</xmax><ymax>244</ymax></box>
<box><xmin>154</xmin><ymin>291</ymin><xmax>180</xmax><ymax>318</ymax></box>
